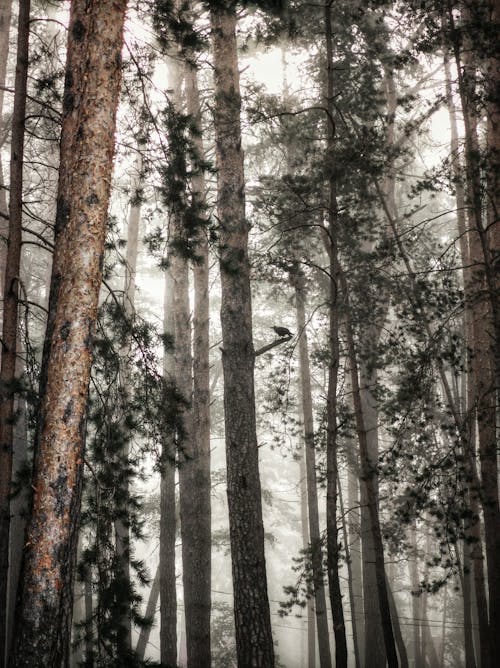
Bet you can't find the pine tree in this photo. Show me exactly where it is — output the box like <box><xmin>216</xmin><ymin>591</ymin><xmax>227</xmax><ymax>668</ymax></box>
<box><xmin>210</xmin><ymin>1</ymin><xmax>275</xmax><ymax>664</ymax></box>
<box><xmin>0</xmin><ymin>3</ymin><xmax>30</xmax><ymax>663</ymax></box>
<box><xmin>10</xmin><ymin>1</ymin><xmax>128</xmax><ymax>663</ymax></box>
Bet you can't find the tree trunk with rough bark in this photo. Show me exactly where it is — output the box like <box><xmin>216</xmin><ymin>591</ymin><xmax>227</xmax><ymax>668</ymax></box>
<box><xmin>291</xmin><ymin>267</ymin><xmax>332</xmax><ymax>667</ymax></box>
<box><xmin>323</xmin><ymin>5</ymin><xmax>348</xmax><ymax>666</ymax></box>
<box><xmin>486</xmin><ymin>0</ymin><xmax>499</xmax><ymax>353</ymax></box>
<box><xmin>10</xmin><ymin>1</ymin><xmax>127</xmax><ymax>663</ymax></box>
<box><xmin>184</xmin><ymin>46</ymin><xmax>212</xmax><ymax>666</ymax></box>
<box><xmin>443</xmin><ymin>50</ymin><xmax>487</xmax><ymax>668</ymax></box>
<box><xmin>160</xmin><ymin>267</ymin><xmax>178</xmax><ymax>668</ymax></box>
<box><xmin>0</xmin><ymin>3</ymin><xmax>29</xmax><ymax>663</ymax></box>
<box><xmin>449</xmin><ymin>7</ymin><xmax>500</xmax><ymax>658</ymax></box>
<box><xmin>210</xmin><ymin>3</ymin><xmax>274</xmax><ymax>665</ymax></box>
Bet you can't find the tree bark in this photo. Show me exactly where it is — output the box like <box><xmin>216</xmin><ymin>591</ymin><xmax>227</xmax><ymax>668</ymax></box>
<box><xmin>386</xmin><ymin>579</ymin><xmax>409</xmax><ymax>668</ymax></box>
<box><xmin>10</xmin><ymin>1</ymin><xmax>127</xmax><ymax>664</ymax></box>
<box><xmin>292</xmin><ymin>267</ymin><xmax>332</xmax><ymax>667</ymax></box>
<box><xmin>347</xmin><ymin>450</ymin><xmax>364</xmax><ymax>668</ymax></box>
<box><xmin>299</xmin><ymin>440</ymin><xmax>316</xmax><ymax>668</ymax></box>
<box><xmin>323</xmin><ymin>5</ymin><xmax>348</xmax><ymax>667</ymax></box>
<box><xmin>443</xmin><ymin>50</ymin><xmax>487</xmax><ymax>668</ymax></box>
<box><xmin>340</xmin><ymin>273</ymin><xmax>399</xmax><ymax>668</ymax></box>
<box><xmin>185</xmin><ymin>47</ymin><xmax>212</xmax><ymax>666</ymax></box>
<box><xmin>135</xmin><ymin>566</ymin><xmax>160</xmax><ymax>661</ymax></box>
<box><xmin>337</xmin><ymin>472</ymin><xmax>361</xmax><ymax>668</ymax></box>
<box><xmin>486</xmin><ymin>0</ymin><xmax>499</xmax><ymax>341</ymax></box>
<box><xmin>359</xmin><ymin>367</ymin><xmax>386</xmax><ymax>668</ymax></box>
<box><xmin>210</xmin><ymin>3</ymin><xmax>274</xmax><ymax>665</ymax></box>
<box><xmin>409</xmin><ymin>524</ymin><xmax>423</xmax><ymax>668</ymax></box>
<box><xmin>160</xmin><ymin>266</ymin><xmax>178</xmax><ymax>668</ymax></box>
<box><xmin>0</xmin><ymin>3</ymin><xmax>29</xmax><ymax>664</ymax></box>
<box><xmin>448</xmin><ymin>7</ymin><xmax>500</xmax><ymax>658</ymax></box>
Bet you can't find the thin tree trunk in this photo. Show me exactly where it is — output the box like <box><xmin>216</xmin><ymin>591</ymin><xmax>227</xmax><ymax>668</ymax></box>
<box><xmin>114</xmin><ymin>156</ymin><xmax>142</xmax><ymax>653</ymax></box>
<box><xmin>160</xmin><ymin>267</ymin><xmax>177</xmax><ymax>668</ymax></box>
<box><xmin>409</xmin><ymin>523</ymin><xmax>423</xmax><ymax>668</ymax></box>
<box><xmin>299</xmin><ymin>440</ymin><xmax>316</xmax><ymax>668</ymax></box>
<box><xmin>10</xmin><ymin>1</ymin><xmax>127</xmax><ymax>663</ymax></box>
<box><xmin>185</xmin><ymin>45</ymin><xmax>212</xmax><ymax>666</ymax></box>
<box><xmin>340</xmin><ymin>273</ymin><xmax>399</xmax><ymax>668</ymax></box>
<box><xmin>338</xmin><ymin>473</ymin><xmax>361</xmax><ymax>668</ymax></box>
<box><xmin>443</xmin><ymin>51</ymin><xmax>485</xmax><ymax>668</ymax></box>
<box><xmin>486</xmin><ymin>0</ymin><xmax>499</xmax><ymax>346</ymax></box>
<box><xmin>440</xmin><ymin>585</ymin><xmax>447</xmax><ymax>668</ymax></box>
<box><xmin>71</xmin><ymin>536</ymin><xmax>85</xmax><ymax>668</ymax></box>
<box><xmin>323</xmin><ymin>5</ymin><xmax>347</xmax><ymax>666</ymax></box>
<box><xmin>386</xmin><ymin>579</ymin><xmax>409</xmax><ymax>668</ymax></box>
<box><xmin>166</xmin><ymin>51</ymin><xmax>208</xmax><ymax>668</ymax></box>
<box><xmin>6</xmin><ymin>373</ymin><xmax>27</xmax><ymax>663</ymax></box>
<box><xmin>135</xmin><ymin>566</ymin><xmax>160</xmax><ymax>661</ymax></box>
<box><xmin>210</xmin><ymin>4</ymin><xmax>274</xmax><ymax>664</ymax></box>
<box><xmin>347</xmin><ymin>451</ymin><xmax>364</xmax><ymax>668</ymax></box>
<box><xmin>359</xmin><ymin>367</ymin><xmax>386</xmax><ymax>668</ymax></box>
<box><xmin>292</xmin><ymin>267</ymin><xmax>332</xmax><ymax>667</ymax></box>
<box><xmin>450</xmin><ymin>3</ymin><xmax>500</xmax><ymax>393</ymax></box>
<box><xmin>461</xmin><ymin>540</ymin><xmax>477</xmax><ymax>668</ymax></box>
<box><xmin>0</xmin><ymin>3</ymin><xmax>29</xmax><ymax>664</ymax></box>
<box><xmin>445</xmin><ymin>20</ymin><xmax>500</xmax><ymax>660</ymax></box>
<box><xmin>83</xmin><ymin>573</ymin><xmax>93</xmax><ymax>668</ymax></box>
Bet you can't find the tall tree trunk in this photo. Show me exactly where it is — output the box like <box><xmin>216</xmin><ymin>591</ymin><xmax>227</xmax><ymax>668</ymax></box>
<box><xmin>160</xmin><ymin>268</ymin><xmax>178</xmax><ymax>668</ymax></box>
<box><xmin>323</xmin><ymin>5</ymin><xmax>348</xmax><ymax>666</ymax></box>
<box><xmin>173</xmin><ymin>208</ymin><xmax>195</xmax><ymax>668</ymax></box>
<box><xmin>0</xmin><ymin>3</ymin><xmax>29</xmax><ymax>664</ymax></box>
<box><xmin>386</xmin><ymin>579</ymin><xmax>409</xmax><ymax>668</ymax></box>
<box><xmin>6</xmin><ymin>372</ymin><xmax>27</xmax><ymax>663</ymax></box>
<box><xmin>166</xmin><ymin>49</ymin><xmax>210</xmax><ymax>668</ymax></box>
<box><xmin>443</xmin><ymin>51</ymin><xmax>487</xmax><ymax>668</ymax></box>
<box><xmin>337</xmin><ymin>472</ymin><xmax>361</xmax><ymax>668</ymax></box>
<box><xmin>135</xmin><ymin>566</ymin><xmax>160</xmax><ymax>661</ymax></box>
<box><xmin>409</xmin><ymin>523</ymin><xmax>423</xmax><ymax>668</ymax></box>
<box><xmin>359</xmin><ymin>367</ymin><xmax>386</xmax><ymax>668</ymax></box>
<box><xmin>0</xmin><ymin>0</ymin><xmax>13</xmax><ymax>296</ymax></box>
<box><xmin>299</xmin><ymin>439</ymin><xmax>316</xmax><ymax>668</ymax></box>
<box><xmin>10</xmin><ymin>1</ymin><xmax>127</xmax><ymax>664</ymax></box>
<box><xmin>340</xmin><ymin>274</ymin><xmax>399</xmax><ymax>667</ymax></box>
<box><xmin>292</xmin><ymin>267</ymin><xmax>332</xmax><ymax>667</ymax></box>
<box><xmin>210</xmin><ymin>3</ymin><xmax>274</xmax><ymax>665</ymax></box>
<box><xmin>448</xmin><ymin>8</ymin><xmax>500</xmax><ymax>657</ymax></box>
<box><xmin>83</xmin><ymin>573</ymin><xmax>93</xmax><ymax>667</ymax></box>
<box><xmin>347</xmin><ymin>450</ymin><xmax>364</xmax><ymax>668</ymax></box>
<box><xmin>486</xmin><ymin>0</ymin><xmax>499</xmax><ymax>346</ymax></box>
<box><xmin>185</xmin><ymin>47</ymin><xmax>212</xmax><ymax>665</ymax></box>
<box><xmin>439</xmin><ymin>585</ymin><xmax>447</xmax><ymax>668</ymax></box>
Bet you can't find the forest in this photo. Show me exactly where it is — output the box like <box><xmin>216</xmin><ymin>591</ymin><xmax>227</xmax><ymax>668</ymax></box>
<box><xmin>0</xmin><ymin>0</ymin><xmax>498</xmax><ymax>666</ymax></box>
